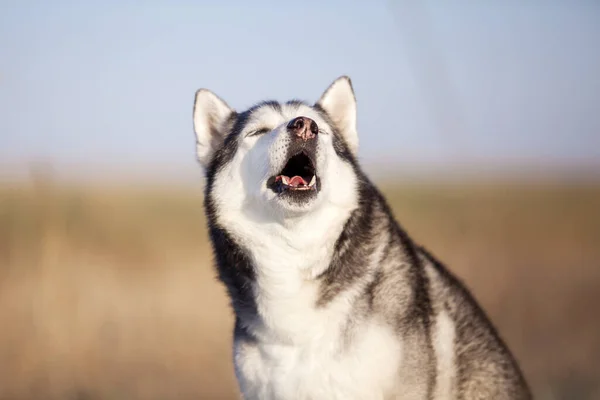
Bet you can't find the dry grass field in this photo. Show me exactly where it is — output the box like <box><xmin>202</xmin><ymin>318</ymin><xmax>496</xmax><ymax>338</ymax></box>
<box><xmin>1</xmin><ymin>176</ymin><xmax>599</xmax><ymax>399</ymax></box>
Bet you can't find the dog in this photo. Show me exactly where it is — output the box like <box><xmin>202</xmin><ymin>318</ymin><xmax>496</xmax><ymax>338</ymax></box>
<box><xmin>192</xmin><ymin>76</ymin><xmax>531</xmax><ymax>399</ymax></box>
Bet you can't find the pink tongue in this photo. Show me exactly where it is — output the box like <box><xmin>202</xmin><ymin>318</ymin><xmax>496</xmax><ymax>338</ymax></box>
<box><xmin>288</xmin><ymin>176</ymin><xmax>307</xmax><ymax>187</ymax></box>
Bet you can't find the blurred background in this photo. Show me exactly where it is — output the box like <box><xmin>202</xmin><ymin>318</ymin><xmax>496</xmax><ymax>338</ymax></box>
<box><xmin>1</xmin><ymin>1</ymin><xmax>599</xmax><ymax>399</ymax></box>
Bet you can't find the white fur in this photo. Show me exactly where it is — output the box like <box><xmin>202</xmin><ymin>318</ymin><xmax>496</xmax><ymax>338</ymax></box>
<box><xmin>432</xmin><ymin>311</ymin><xmax>457</xmax><ymax>400</ymax></box>
<box><xmin>317</xmin><ymin>76</ymin><xmax>359</xmax><ymax>156</ymax></box>
<box><xmin>211</xmin><ymin>101</ymin><xmax>360</xmax><ymax>340</ymax></box>
<box><xmin>197</xmin><ymin>78</ymin><xmax>403</xmax><ymax>399</ymax></box>
<box><xmin>193</xmin><ymin>89</ymin><xmax>233</xmax><ymax>167</ymax></box>
<box><xmin>235</xmin><ymin>319</ymin><xmax>401</xmax><ymax>400</ymax></box>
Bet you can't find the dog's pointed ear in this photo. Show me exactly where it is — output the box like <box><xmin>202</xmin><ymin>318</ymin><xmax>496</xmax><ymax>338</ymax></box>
<box><xmin>193</xmin><ymin>89</ymin><xmax>235</xmax><ymax>168</ymax></box>
<box><xmin>316</xmin><ymin>76</ymin><xmax>358</xmax><ymax>155</ymax></box>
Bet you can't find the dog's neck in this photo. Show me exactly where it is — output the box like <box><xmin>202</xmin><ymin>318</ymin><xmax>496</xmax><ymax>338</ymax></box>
<box><xmin>236</xmin><ymin>203</ymin><xmax>351</xmax><ymax>272</ymax></box>
<box><xmin>221</xmin><ymin>202</ymin><xmax>358</xmax><ymax>343</ymax></box>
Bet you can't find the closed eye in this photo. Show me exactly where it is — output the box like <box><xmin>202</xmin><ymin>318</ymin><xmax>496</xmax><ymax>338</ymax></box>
<box><xmin>247</xmin><ymin>127</ymin><xmax>271</xmax><ymax>137</ymax></box>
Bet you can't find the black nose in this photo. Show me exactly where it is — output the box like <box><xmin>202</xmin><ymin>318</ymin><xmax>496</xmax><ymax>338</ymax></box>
<box><xmin>287</xmin><ymin>116</ymin><xmax>318</xmax><ymax>141</ymax></box>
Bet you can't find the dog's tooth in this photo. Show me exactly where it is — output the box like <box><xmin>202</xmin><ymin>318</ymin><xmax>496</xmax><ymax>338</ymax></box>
<box><xmin>309</xmin><ymin>175</ymin><xmax>316</xmax><ymax>187</ymax></box>
<box><xmin>282</xmin><ymin>176</ymin><xmax>289</xmax><ymax>185</ymax></box>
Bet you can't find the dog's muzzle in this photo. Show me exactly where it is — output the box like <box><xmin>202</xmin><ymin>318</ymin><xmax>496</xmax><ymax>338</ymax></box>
<box><xmin>267</xmin><ymin>116</ymin><xmax>320</xmax><ymax>193</ymax></box>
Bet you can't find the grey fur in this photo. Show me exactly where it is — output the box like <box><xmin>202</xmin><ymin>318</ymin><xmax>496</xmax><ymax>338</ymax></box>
<box><xmin>195</xmin><ymin>80</ymin><xmax>532</xmax><ymax>399</ymax></box>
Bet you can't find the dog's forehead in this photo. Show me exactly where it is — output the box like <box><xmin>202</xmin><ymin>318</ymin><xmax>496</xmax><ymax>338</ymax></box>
<box><xmin>246</xmin><ymin>102</ymin><xmax>328</xmax><ymax>130</ymax></box>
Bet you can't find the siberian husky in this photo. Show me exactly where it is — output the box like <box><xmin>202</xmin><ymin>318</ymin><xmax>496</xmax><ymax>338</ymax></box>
<box><xmin>192</xmin><ymin>76</ymin><xmax>531</xmax><ymax>399</ymax></box>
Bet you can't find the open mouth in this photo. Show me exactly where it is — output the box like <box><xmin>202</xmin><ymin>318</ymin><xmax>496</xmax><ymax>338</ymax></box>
<box><xmin>267</xmin><ymin>151</ymin><xmax>318</xmax><ymax>193</ymax></box>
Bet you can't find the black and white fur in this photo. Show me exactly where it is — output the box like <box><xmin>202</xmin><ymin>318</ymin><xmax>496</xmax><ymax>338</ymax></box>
<box><xmin>192</xmin><ymin>77</ymin><xmax>531</xmax><ymax>399</ymax></box>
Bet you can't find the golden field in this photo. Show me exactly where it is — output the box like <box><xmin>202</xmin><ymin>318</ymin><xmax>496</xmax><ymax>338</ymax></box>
<box><xmin>1</xmin><ymin>176</ymin><xmax>599</xmax><ymax>399</ymax></box>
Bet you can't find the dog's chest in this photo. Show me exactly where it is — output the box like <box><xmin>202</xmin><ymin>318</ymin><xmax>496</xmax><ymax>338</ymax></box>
<box><xmin>234</xmin><ymin>321</ymin><xmax>402</xmax><ymax>400</ymax></box>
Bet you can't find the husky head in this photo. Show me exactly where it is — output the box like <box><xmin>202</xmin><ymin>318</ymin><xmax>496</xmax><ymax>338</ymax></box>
<box><xmin>193</xmin><ymin>76</ymin><xmax>360</xmax><ymax>227</ymax></box>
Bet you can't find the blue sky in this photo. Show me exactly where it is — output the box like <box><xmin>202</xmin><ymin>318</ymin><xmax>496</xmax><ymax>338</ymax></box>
<box><xmin>1</xmin><ymin>0</ymin><xmax>599</xmax><ymax>180</ymax></box>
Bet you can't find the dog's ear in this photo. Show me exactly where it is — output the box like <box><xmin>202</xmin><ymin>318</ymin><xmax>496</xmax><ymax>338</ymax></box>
<box><xmin>316</xmin><ymin>76</ymin><xmax>358</xmax><ymax>156</ymax></box>
<box><xmin>193</xmin><ymin>89</ymin><xmax>235</xmax><ymax>168</ymax></box>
